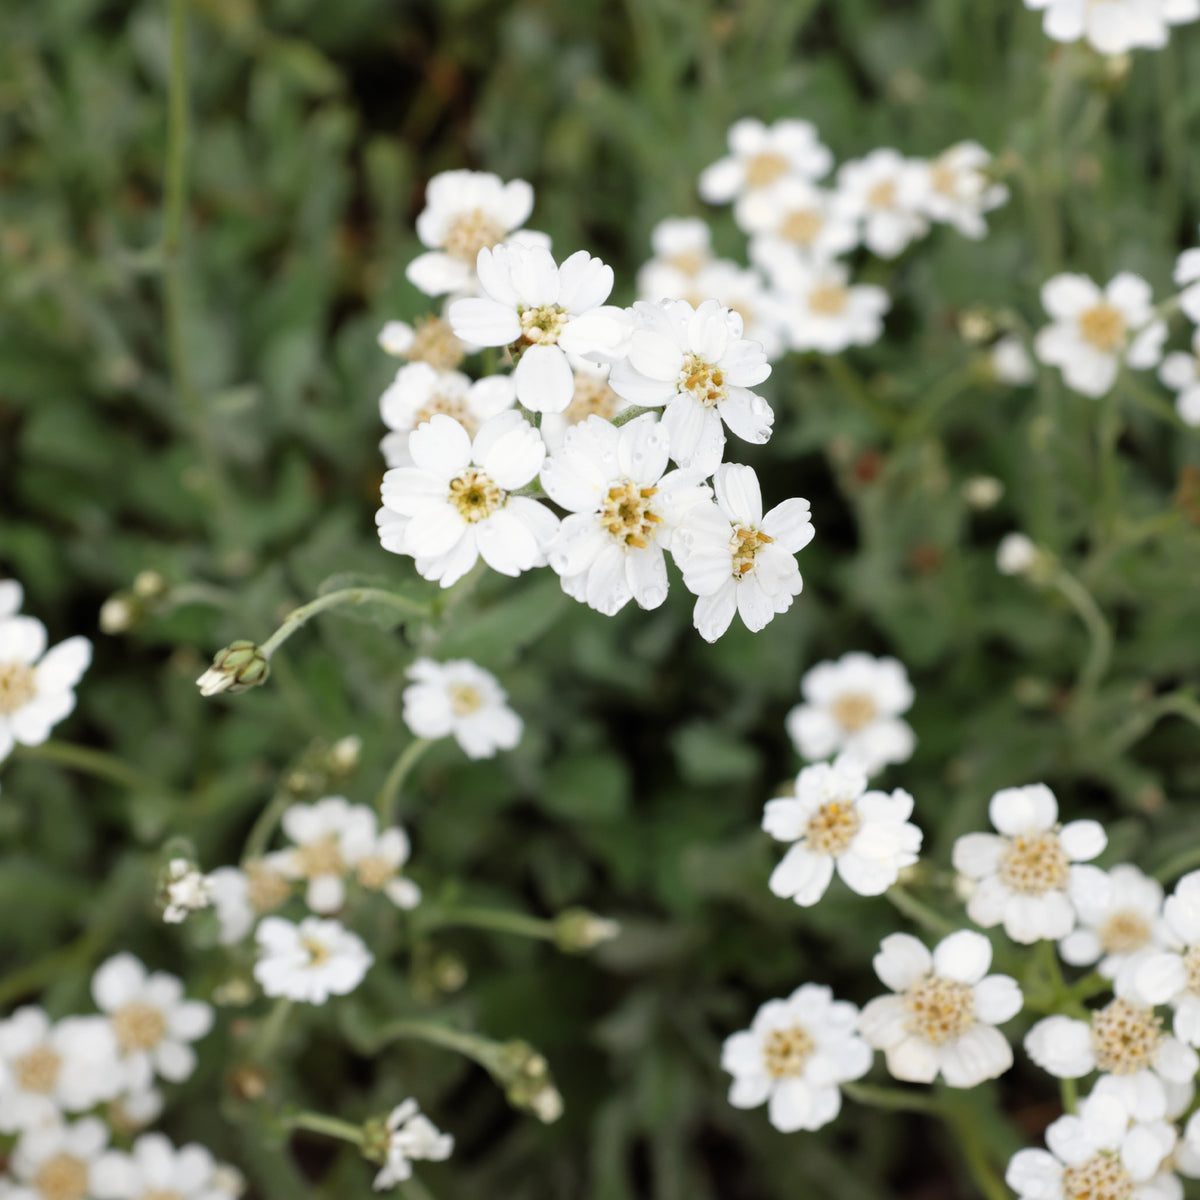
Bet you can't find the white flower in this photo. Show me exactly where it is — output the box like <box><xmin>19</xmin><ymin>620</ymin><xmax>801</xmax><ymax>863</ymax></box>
<box><xmin>205</xmin><ymin>860</ymin><xmax>292</xmax><ymax>945</ymax></box>
<box><xmin>1023</xmin><ymin>0</ymin><xmax>1199</xmax><ymax>55</ymax></box>
<box><xmin>763</xmin><ymin>758</ymin><xmax>922</xmax><ymax>906</ymax></box>
<box><xmin>859</xmin><ymin>930</ymin><xmax>1022</xmax><ymax>1087</ymax></box>
<box><xmin>1025</xmin><ymin>1001</ymin><xmax>1199</xmax><ymax>1119</ymax></box>
<box><xmin>952</xmin><ymin>784</ymin><xmax>1107</xmax><ymax>944</ymax></box>
<box><xmin>1006</xmin><ymin>1083</ymin><xmax>1178</xmax><ymax>1200</ymax></box>
<box><xmin>161</xmin><ymin>859</ymin><xmax>212</xmax><ymax>925</ymax></box>
<box><xmin>448</xmin><ymin>244</ymin><xmax>628</xmax><ymax>412</ymax></box>
<box><xmin>2</xmin><ymin>1117</ymin><xmax>110</xmax><ymax>1200</ymax></box>
<box><xmin>1061</xmin><ymin>864</ymin><xmax>1169</xmax><ymax>982</ymax></box>
<box><xmin>684</xmin><ymin>261</ymin><xmax>787</xmax><ymax>362</ymax></box>
<box><xmin>835</xmin><ymin>150</ymin><xmax>930</xmax><ymax>259</ymax></box>
<box><xmin>1174</xmin><ymin>241</ymin><xmax>1200</xmax><ymax>323</ymax></box>
<box><xmin>917</xmin><ymin>142</ymin><xmax>1008</xmax><ymax>239</ymax></box>
<box><xmin>0</xmin><ymin>1008</ymin><xmax>121</xmax><ymax>1132</ymax></box>
<box><xmin>997</xmin><ymin>532</ymin><xmax>1039</xmax><ymax>576</ymax></box>
<box><xmin>785</xmin><ymin>652</ymin><xmax>915</xmax><ymax>776</ymax></box>
<box><xmin>379</xmin><ymin>363</ymin><xmax>515</xmax><ymax>467</ymax></box>
<box><xmin>736</xmin><ymin>179</ymin><xmax>859</xmax><ymax>263</ymax></box>
<box><xmin>107</xmin><ymin>1087</ymin><xmax>163</xmax><ymax>1134</ymax></box>
<box><xmin>92</xmin><ymin>1132</ymin><xmax>242</xmax><ymax>1200</ymax></box>
<box><xmin>405</xmin><ymin>170</ymin><xmax>536</xmax><ymax>297</ymax></box>
<box><xmin>0</xmin><ymin>582</ymin><xmax>91</xmax><ymax>763</ymax></box>
<box><xmin>372</xmin><ymin>1099</ymin><xmax>454</xmax><ymax>1189</ymax></box>
<box><xmin>607</xmin><ymin>298</ymin><xmax>773</xmax><ymax>474</ymax></box>
<box><xmin>402</xmin><ymin>657</ymin><xmax>522</xmax><ymax>759</ymax></box>
<box><xmin>343</xmin><ymin>824</ymin><xmax>422</xmax><ymax>911</ymax></box>
<box><xmin>1127</xmin><ymin>870</ymin><xmax>1200</xmax><ymax>1046</ymax></box>
<box><xmin>1158</xmin><ymin>330</ymin><xmax>1200</xmax><ymax>426</ymax></box>
<box><xmin>990</xmin><ymin>335</ymin><xmax>1036</xmax><ymax>385</ymax></box>
<box><xmin>1034</xmin><ymin>273</ymin><xmax>1167</xmax><ymax>398</ymax></box>
<box><xmin>720</xmin><ymin>984</ymin><xmax>872</xmax><ymax>1133</ymax></box>
<box><xmin>91</xmin><ymin>953</ymin><xmax>214</xmax><ymax>1093</ymax></box>
<box><xmin>539</xmin><ymin>414</ymin><xmax>710</xmax><ymax>615</ymax></box>
<box><xmin>377</xmin><ymin>412</ymin><xmax>557</xmax><ymax>587</ymax></box>
<box><xmin>673</xmin><ymin>464</ymin><xmax>814</xmax><ymax>641</ymax></box>
<box><xmin>636</xmin><ymin>218</ymin><xmax>714</xmax><ymax>302</ymax></box>
<box><xmin>376</xmin><ymin>316</ymin><xmax>467</xmax><ymax>372</ymax></box>
<box><xmin>764</xmin><ymin>255</ymin><xmax>890</xmax><ymax>354</ymax></box>
<box><xmin>538</xmin><ymin>359</ymin><xmax>632</xmax><ymax>450</ymax></box>
<box><xmin>699</xmin><ymin>118</ymin><xmax>833</xmax><ymax>204</ymax></box>
<box><xmin>253</xmin><ymin>915</ymin><xmax>373</xmax><ymax>1003</ymax></box>
<box><xmin>277</xmin><ymin>796</ymin><xmax>378</xmax><ymax>914</ymax></box>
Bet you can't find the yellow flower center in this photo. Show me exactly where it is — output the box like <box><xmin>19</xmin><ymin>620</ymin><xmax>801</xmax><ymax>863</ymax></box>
<box><xmin>245</xmin><ymin>860</ymin><xmax>291</xmax><ymax>913</ymax></box>
<box><xmin>730</xmin><ymin>526</ymin><xmax>774</xmax><ymax>578</ymax></box>
<box><xmin>1091</xmin><ymin>998</ymin><xmax>1162</xmax><ymax>1075</ymax></box>
<box><xmin>1185</xmin><ymin>944</ymin><xmax>1200</xmax><ymax>994</ymax></box>
<box><xmin>744</xmin><ymin>152</ymin><xmax>790</xmax><ymax>189</ymax></box>
<box><xmin>665</xmin><ymin>249</ymin><xmax>707</xmax><ymax>276</ymax></box>
<box><xmin>1060</xmin><ymin>1153</ymin><xmax>1134</xmax><ymax>1200</ymax></box>
<box><xmin>112</xmin><ymin>1001</ymin><xmax>166</xmax><ymax>1053</ymax></box>
<box><xmin>293</xmin><ymin>833</ymin><xmax>346</xmax><ymax>880</ymax></box>
<box><xmin>930</xmin><ymin>161</ymin><xmax>958</xmax><ymax>197</ymax></box>
<box><xmin>519</xmin><ymin>305</ymin><xmax>568</xmax><ymax>346</ymax></box>
<box><xmin>143</xmin><ymin>1191</ymin><xmax>188</xmax><ymax>1200</ymax></box>
<box><xmin>867</xmin><ymin>180</ymin><xmax>898</xmax><ymax>210</ymax></box>
<box><xmin>762</xmin><ymin>1024</ymin><xmax>816</xmax><ymax>1078</ymax></box>
<box><xmin>33</xmin><ymin>1154</ymin><xmax>90</xmax><ymax>1200</ymax></box>
<box><xmin>0</xmin><ymin>660</ymin><xmax>36</xmax><ymax>716</ymax></box>
<box><xmin>780</xmin><ymin>208</ymin><xmax>825</xmax><ymax>246</ymax></box>
<box><xmin>563</xmin><ymin>375</ymin><xmax>621</xmax><ymax>424</ymax></box>
<box><xmin>831</xmin><ymin>692</ymin><xmax>878</xmax><ymax>732</ymax></box>
<box><xmin>680</xmin><ymin>353</ymin><xmax>727</xmax><ymax>407</ymax></box>
<box><xmin>998</xmin><ymin>832</ymin><xmax>1069</xmax><ymax>895</ymax></box>
<box><xmin>808</xmin><ymin>283</ymin><xmax>850</xmax><ymax>316</ymax></box>
<box><xmin>14</xmin><ymin>1044</ymin><xmax>60</xmax><ymax>1093</ymax></box>
<box><xmin>448</xmin><ymin>683</ymin><xmax>484</xmax><ymax>715</ymax></box>
<box><xmin>448</xmin><ymin>468</ymin><xmax>504</xmax><ymax>523</ymax></box>
<box><xmin>904</xmin><ymin>976</ymin><xmax>976</xmax><ymax>1045</ymax></box>
<box><xmin>408</xmin><ymin>316</ymin><xmax>466</xmax><ymax>372</ymax></box>
<box><xmin>414</xmin><ymin>393</ymin><xmax>477</xmax><ymax>435</ymax></box>
<box><xmin>301</xmin><ymin>935</ymin><xmax>332</xmax><ymax>967</ymax></box>
<box><xmin>356</xmin><ymin>856</ymin><xmax>396</xmax><ymax>891</ymax></box>
<box><xmin>442</xmin><ymin>208</ymin><xmax>508</xmax><ymax>263</ymax></box>
<box><xmin>1099</xmin><ymin>910</ymin><xmax>1152</xmax><ymax>956</ymax></box>
<box><xmin>1079</xmin><ymin>303</ymin><xmax>1127</xmax><ymax>353</ymax></box>
<box><xmin>805</xmin><ymin>800</ymin><xmax>862</xmax><ymax>856</ymax></box>
<box><xmin>599</xmin><ymin>480</ymin><xmax>663</xmax><ymax>550</ymax></box>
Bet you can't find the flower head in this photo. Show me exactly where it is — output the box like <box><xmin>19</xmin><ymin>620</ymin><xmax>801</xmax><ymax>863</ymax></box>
<box><xmin>402</xmin><ymin>657</ymin><xmax>522</xmax><ymax>759</ymax></box>
<box><xmin>253</xmin><ymin>915</ymin><xmax>373</xmax><ymax>1004</ymax></box>
<box><xmin>1129</xmin><ymin>870</ymin><xmax>1200</xmax><ymax>1047</ymax></box>
<box><xmin>371</xmin><ymin>1100</ymin><xmax>454</xmax><ymax>1189</ymax></box>
<box><xmin>735</xmin><ymin>178</ymin><xmax>859</xmax><ymax>264</ymax></box>
<box><xmin>762</xmin><ymin>254</ymin><xmax>890</xmax><ymax>354</ymax></box>
<box><xmin>916</xmin><ymin>142</ymin><xmax>1008</xmax><ymax>239</ymax></box>
<box><xmin>1158</xmin><ymin>329</ymin><xmax>1200</xmax><ymax>427</ymax></box>
<box><xmin>4</xmin><ymin>1117</ymin><xmax>110</xmax><ymax>1200</ymax></box>
<box><xmin>277</xmin><ymin>796</ymin><xmax>378</xmax><ymax>914</ymax></box>
<box><xmin>636</xmin><ymin>217</ymin><xmax>714</xmax><ymax>302</ymax></box>
<box><xmin>699</xmin><ymin>118</ymin><xmax>834</xmax><ymax>204</ymax></box>
<box><xmin>92</xmin><ymin>1131</ymin><xmax>243</xmax><ymax>1200</ymax></box>
<box><xmin>835</xmin><ymin>149</ymin><xmax>930</xmax><ymax>259</ymax></box>
<box><xmin>377</xmin><ymin>316</ymin><xmax>467</xmax><ymax>372</ymax></box>
<box><xmin>1023</xmin><ymin>0</ymin><xmax>1199</xmax><ymax>55</ymax></box>
<box><xmin>1061</xmin><ymin>864</ymin><xmax>1170</xmax><ymax>983</ymax></box>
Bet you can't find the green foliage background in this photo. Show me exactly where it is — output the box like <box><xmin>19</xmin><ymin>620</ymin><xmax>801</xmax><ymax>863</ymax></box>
<box><xmin>3</xmin><ymin>0</ymin><xmax>1200</xmax><ymax>1196</ymax></box>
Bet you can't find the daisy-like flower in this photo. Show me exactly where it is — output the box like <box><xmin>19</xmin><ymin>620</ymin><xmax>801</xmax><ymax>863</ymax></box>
<box><xmin>253</xmin><ymin>915</ymin><xmax>373</xmax><ymax>1004</ymax></box>
<box><xmin>835</xmin><ymin>150</ymin><xmax>930</xmax><ymax>259</ymax></box>
<box><xmin>763</xmin><ymin>758</ymin><xmax>922</xmax><ymax>906</ymax></box>
<box><xmin>205</xmin><ymin>859</ymin><xmax>292</xmax><ymax>945</ymax></box>
<box><xmin>989</xmin><ymin>335</ymin><xmax>1036</xmax><ymax>385</ymax></box>
<box><xmin>736</xmin><ymin>179</ymin><xmax>859</xmax><ymax>264</ymax></box>
<box><xmin>766</xmin><ymin>255</ymin><xmax>890</xmax><ymax>354</ymax></box>
<box><xmin>1158</xmin><ymin>330</ymin><xmax>1200</xmax><ymax>426</ymax></box>
<box><xmin>538</xmin><ymin>359</ymin><xmax>631</xmax><ymax>450</ymax></box>
<box><xmin>673</xmin><ymin>463</ymin><xmax>814</xmax><ymax>641</ymax></box>
<box><xmin>1025</xmin><ymin>1000</ymin><xmax>1200</xmax><ymax>1119</ymax></box>
<box><xmin>91</xmin><ymin>954</ymin><xmax>214</xmax><ymax>1094</ymax></box>
<box><xmin>785</xmin><ymin>652</ymin><xmax>916</xmax><ymax>777</ymax></box>
<box><xmin>92</xmin><ymin>1132</ymin><xmax>242</xmax><ymax>1200</ymax></box>
<box><xmin>1022</xmin><ymin>0</ymin><xmax>1200</xmax><ymax>56</ymax></box>
<box><xmin>0</xmin><ymin>1008</ymin><xmax>121</xmax><ymax>1132</ymax></box>
<box><xmin>859</xmin><ymin>930</ymin><xmax>1023</xmax><ymax>1087</ymax></box>
<box><xmin>379</xmin><ymin>363</ymin><xmax>515</xmax><ymax>467</ymax></box>
<box><xmin>343</xmin><ymin>823</ymin><xmax>422</xmax><ymax>911</ymax></box>
<box><xmin>916</xmin><ymin>142</ymin><xmax>1008</xmax><ymax>239</ymax></box>
<box><xmin>539</xmin><ymin>414</ymin><xmax>710</xmax><ymax>615</ymax></box>
<box><xmin>377</xmin><ymin>315</ymin><xmax>467</xmax><ymax>372</ymax></box>
<box><xmin>952</xmin><ymin>783</ymin><xmax>1107</xmax><ymax>944</ymax></box>
<box><xmin>276</xmin><ymin>796</ymin><xmax>378</xmax><ymax>915</ymax></box>
<box><xmin>2</xmin><ymin>1117</ymin><xmax>110</xmax><ymax>1200</ymax></box>
<box><xmin>401</xmin><ymin>657</ymin><xmax>522</xmax><ymax>759</ymax></box>
<box><xmin>1127</xmin><ymin>871</ymin><xmax>1200</xmax><ymax>1046</ymax></box>
<box><xmin>448</xmin><ymin>244</ymin><xmax>628</xmax><ymax>412</ymax></box>
<box><xmin>377</xmin><ymin>412</ymin><xmax>557</xmax><ymax>587</ymax></box>
<box><xmin>405</xmin><ymin>170</ymin><xmax>536</xmax><ymax>298</ymax></box>
<box><xmin>1060</xmin><ymin>864</ymin><xmax>1169</xmax><ymax>983</ymax></box>
<box><xmin>0</xmin><ymin>581</ymin><xmax>92</xmax><ymax>763</ymax></box>
<box><xmin>1006</xmin><ymin>1081</ymin><xmax>1179</xmax><ymax>1200</ymax></box>
<box><xmin>636</xmin><ymin>217</ymin><xmax>714</xmax><ymax>303</ymax></box>
<box><xmin>720</xmin><ymin>984</ymin><xmax>872</xmax><ymax>1133</ymax></box>
<box><xmin>607</xmin><ymin>298</ymin><xmax>773</xmax><ymax>474</ymax></box>
<box><xmin>1034</xmin><ymin>273</ymin><xmax>1167</xmax><ymax>398</ymax></box>
<box><xmin>371</xmin><ymin>1100</ymin><xmax>455</xmax><ymax>1189</ymax></box>
<box><xmin>699</xmin><ymin>118</ymin><xmax>834</xmax><ymax>204</ymax></box>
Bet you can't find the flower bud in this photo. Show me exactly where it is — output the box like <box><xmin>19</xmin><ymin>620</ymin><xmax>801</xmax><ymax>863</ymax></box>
<box><xmin>553</xmin><ymin>908</ymin><xmax>620</xmax><ymax>953</ymax></box>
<box><xmin>328</xmin><ymin>735</ymin><xmax>362</xmax><ymax>774</ymax></box>
<box><xmin>132</xmin><ymin>570</ymin><xmax>170</xmax><ymax>600</ymax></box>
<box><xmin>197</xmin><ymin>641</ymin><xmax>270</xmax><ymax>697</ymax></box>
<box><xmin>495</xmin><ymin>1039</ymin><xmax>562</xmax><ymax>1122</ymax></box>
<box><xmin>99</xmin><ymin>594</ymin><xmax>142</xmax><ymax>635</ymax></box>
<box><xmin>962</xmin><ymin>476</ymin><xmax>1003</xmax><ymax>510</ymax></box>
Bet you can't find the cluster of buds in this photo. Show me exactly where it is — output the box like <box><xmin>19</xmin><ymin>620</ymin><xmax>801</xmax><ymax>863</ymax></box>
<box><xmin>493</xmin><ymin>1040</ymin><xmax>564</xmax><ymax>1123</ymax></box>
<box><xmin>197</xmin><ymin>641</ymin><xmax>270</xmax><ymax>696</ymax></box>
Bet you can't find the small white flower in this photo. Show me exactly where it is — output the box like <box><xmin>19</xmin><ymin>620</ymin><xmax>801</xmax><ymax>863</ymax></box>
<box><xmin>448</xmin><ymin>244</ymin><xmax>628</xmax><ymax>412</ymax></box>
<box><xmin>859</xmin><ymin>930</ymin><xmax>1022</xmax><ymax>1087</ymax></box>
<box><xmin>539</xmin><ymin>414</ymin><xmax>711</xmax><ymax>615</ymax></box>
<box><xmin>0</xmin><ymin>581</ymin><xmax>91</xmax><ymax>763</ymax></box>
<box><xmin>378</xmin><ymin>412</ymin><xmax>557</xmax><ymax>587</ymax></box>
<box><xmin>1023</xmin><ymin>0</ymin><xmax>1198</xmax><ymax>55</ymax></box>
<box><xmin>1060</xmin><ymin>864</ymin><xmax>1169</xmax><ymax>982</ymax></box>
<box><xmin>3</xmin><ymin>1117</ymin><xmax>110</xmax><ymax>1200</ymax></box>
<box><xmin>205</xmin><ymin>860</ymin><xmax>292</xmax><ymax>945</ymax></box>
<box><xmin>343</xmin><ymin>824</ymin><xmax>422</xmax><ymax>911</ymax></box>
<box><xmin>277</xmin><ymin>796</ymin><xmax>378</xmax><ymax>914</ymax></box>
<box><xmin>1006</xmin><ymin>1082</ymin><xmax>1178</xmax><ymax>1200</ymax></box>
<box><xmin>1174</xmin><ymin>241</ymin><xmax>1200</xmax><ymax>323</ymax></box>
<box><xmin>1158</xmin><ymin>329</ymin><xmax>1200</xmax><ymax>426</ymax></box>
<box><xmin>636</xmin><ymin>218</ymin><xmax>714</xmax><ymax>302</ymax></box>
<box><xmin>952</xmin><ymin>783</ymin><xmax>1107</xmax><ymax>944</ymax></box>
<box><xmin>538</xmin><ymin>359</ymin><xmax>632</xmax><ymax>450</ymax></box>
<box><xmin>785</xmin><ymin>652</ymin><xmax>916</xmax><ymax>777</ymax></box>
<box><xmin>405</xmin><ymin>169</ymin><xmax>536</xmax><ymax>297</ymax></box>
<box><xmin>608</xmin><ymin>298</ymin><xmax>773</xmax><ymax>474</ymax></box>
<box><xmin>720</xmin><ymin>984</ymin><xmax>872</xmax><ymax>1133</ymax></box>
<box><xmin>763</xmin><ymin>758</ymin><xmax>922</xmax><ymax>906</ymax></box>
<box><xmin>699</xmin><ymin>118</ymin><xmax>833</xmax><ymax>204</ymax></box>
<box><xmin>684</xmin><ymin>261</ymin><xmax>787</xmax><ymax>362</ymax></box>
<box><xmin>990</xmin><ymin>335</ymin><xmax>1036</xmax><ymax>386</ymax></box>
<box><xmin>917</xmin><ymin>142</ymin><xmax>1008</xmax><ymax>239</ymax></box>
<box><xmin>161</xmin><ymin>858</ymin><xmax>212</xmax><ymax>925</ymax></box>
<box><xmin>1034</xmin><ymin>273</ymin><xmax>1167</xmax><ymax>398</ymax></box>
<box><xmin>379</xmin><ymin>363</ymin><xmax>515</xmax><ymax>467</ymax></box>
<box><xmin>736</xmin><ymin>179</ymin><xmax>859</xmax><ymax>264</ymax></box>
<box><xmin>0</xmin><ymin>1008</ymin><xmax>121</xmax><ymax>1132</ymax></box>
<box><xmin>372</xmin><ymin>1099</ymin><xmax>454</xmax><ymax>1189</ymax></box>
<box><xmin>91</xmin><ymin>953</ymin><xmax>214</xmax><ymax>1094</ymax></box>
<box><xmin>402</xmin><ymin>657</ymin><xmax>522</xmax><ymax>759</ymax></box>
<box><xmin>765</xmin><ymin>255</ymin><xmax>890</xmax><ymax>354</ymax></box>
<box><xmin>253</xmin><ymin>915</ymin><xmax>373</xmax><ymax>1003</ymax></box>
<box><xmin>376</xmin><ymin>315</ymin><xmax>467</xmax><ymax>372</ymax></box>
<box><xmin>997</xmin><ymin>532</ymin><xmax>1039</xmax><ymax>576</ymax></box>
<box><xmin>92</xmin><ymin>1132</ymin><xmax>242</xmax><ymax>1200</ymax></box>
<box><xmin>673</xmin><ymin>464</ymin><xmax>814</xmax><ymax>641</ymax></box>
<box><xmin>836</xmin><ymin>150</ymin><xmax>930</xmax><ymax>259</ymax></box>
<box><xmin>1129</xmin><ymin>870</ymin><xmax>1200</xmax><ymax>1047</ymax></box>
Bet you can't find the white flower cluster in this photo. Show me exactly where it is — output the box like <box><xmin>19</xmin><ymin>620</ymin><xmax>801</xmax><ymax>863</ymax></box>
<box><xmin>1023</xmin><ymin>0</ymin><xmax>1199</xmax><ymax>56</ymax></box>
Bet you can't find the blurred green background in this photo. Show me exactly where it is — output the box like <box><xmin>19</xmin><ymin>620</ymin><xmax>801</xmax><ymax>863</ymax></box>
<box><xmin>3</xmin><ymin>0</ymin><xmax>1200</xmax><ymax>1196</ymax></box>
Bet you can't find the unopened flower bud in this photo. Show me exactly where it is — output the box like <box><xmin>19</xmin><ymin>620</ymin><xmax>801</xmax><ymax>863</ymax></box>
<box><xmin>996</xmin><ymin>533</ymin><xmax>1039</xmax><ymax>577</ymax></box>
<box><xmin>527</xmin><ymin>1084</ymin><xmax>563</xmax><ymax>1123</ymax></box>
<box><xmin>553</xmin><ymin>908</ymin><xmax>620</xmax><ymax>953</ymax></box>
<box><xmin>328</xmin><ymin>735</ymin><xmax>362</xmax><ymax>774</ymax></box>
<box><xmin>100</xmin><ymin>594</ymin><xmax>141</xmax><ymax>635</ymax></box>
<box><xmin>958</xmin><ymin>308</ymin><xmax>995</xmax><ymax>345</ymax></box>
<box><xmin>133</xmin><ymin>570</ymin><xmax>170</xmax><ymax>600</ymax></box>
<box><xmin>496</xmin><ymin>1039</ymin><xmax>562</xmax><ymax>1121</ymax></box>
<box><xmin>197</xmin><ymin>641</ymin><xmax>270</xmax><ymax>697</ymax></box>
<box><xmin>962</xmin><ymin>476</ymin><xmax>1004</xmax><ymax>510</ymax></box>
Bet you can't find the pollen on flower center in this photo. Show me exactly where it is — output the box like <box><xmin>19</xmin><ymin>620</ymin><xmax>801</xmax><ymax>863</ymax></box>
<box><xmin>33</xmin><ymin>1154</ymin><xmax>89</xmax><ymax>1200</ymax></box>
<box><xmin>1060</xmin><ymin>1153</ymin><xmax>1134</xmax><ymax>1200</ymax></box>
<box><xmin>808</xmin><ymin>284</ymin><xmax>850</xmax><ymax>316</ymax></box>
<box><xmin>762</xmin><ymin>1024</ymin><xmax>816</xmax><ymax>1078</ymax></box>
<box><xmin>781</xmin><ymin>209</ymin><xmax>825</xmax><ymax>245</ymax></box>
<box><xmin>14</xmin><ymin>1044</ymin><xmax>61</xmax><ymax>1093</ymax></box>
<box><xmin>599</xmin><ymin>480</ymin><xmax>663</xmax><ymax>550</ymax></box>
<box><xmin>415</xmin><ymin>393</ymin><xmax>477</xmax><ymax>434</ymax></box>
<box><xmin>442</xmin><ymin>208</ymin><xmax>508</xmax><ymax>263</ymax></box>
<box><xmin>448</xmin><ymin>683</ymin><xmax>484</xmax><ymax>715</ymax></box>
<box><xmin>518</xmin><ymin>305</ymin><xmax>568</xmax><ymax>347</ymax></box>
<box><xmin>904</xmin><ymin>976</ymin><xmax>976</xmax><ymax>1045</ymax></box>
<box><xmin>0</xmin><ymin>660</ymin><xmax>36</xmax><ymax>716</ymax></box>
<box><xmin>730</xmin><ymin>525</ymin><xmax>774</xmax><ymax>577</ymax></box>
<box><xmin>564</xmin><ymin>375</ymin><xmax>620</xmax><ymax>424</ymax></box>
<box><xmin>805</xmin><ymin>800</ymin><xmax>862</xmax><ymax>855</ymax></box>
<box><xmin>930</xmin><ymin>162</ymin><xmax>958</xmax><ymax>197</ymax></box>
<box><xmin>867</xmin><ymin>180</ymin><xmax>898</xmax><ymax>209</ymax></box>
<box><xmin>1184</xmin><ymin>944</ymin><xmax>1200</xmax><ymax>994</ymax></box>
<box><xmin>667</xmin><ymin>249</ymin><xmax>706</xmax><ymax>275</ymax></box>
<box><xmin>294</xmin><ymin>833</ymin><xmax>346</xmax><ymax>880</ymax></box>
<box><xmin>112</xmin><ymin>1001</ymin><xmax>167</xmax><ymax>1053</ymax></box>
<box><xmin>1079</xmin><ymin>303</ymin><xmax>1127</xmax><ymax>352</ymax></box>
<box><xmin>143</xmin><ymin>1190</ymin><xmax>188</xmax><ymax>1200</ymax></box>
<box><xmin>1098</xmin><ymin>910</ymin><xmax>1152</xmax><ymax>955</ymax></box>
<box><xmin>831</xmin><ymin>691</ymin><xmax>878</xmax><ymax>732</ymax></box>
<box><xmin>997</xmin><ymin>831</ymin><xmax>1069</xmax><ymax>895</ymax></box>
<box><xmin>744</xmin><ymin>151</ymin><xmax>790</xmax><ymax>188</ymax></box>
<box><xmin>245</xmin><ymin>860</ymin><xmax>292</xmax><ymax>913</ymax></box>
<box><xmin>408</xmin><ymin>316</ymin><xmax>466</xmax><ymax>372</ymax></box>
<box><xmin>680</xmin><ymin>353</ymin><xmax>728</xmax><ymax>407</ymax></box>
<box><xmin>302</xmin><ymin>935</ymin><xmax>332</xmax><ymax>967</ymax></box>
<box><xmin>448</xmin><ymin>469</ymin><xmax>504</xmax><ymax>523</ymax></box>
<box><xmin>1090</xmin><ymin>998</ymin><xmax>1162</xmax><ymax>1074</ymax></box>
<box><xmin>356</xmin><ymin>856</ymin><xmax>396</xmax><ymax>891</ymax></box>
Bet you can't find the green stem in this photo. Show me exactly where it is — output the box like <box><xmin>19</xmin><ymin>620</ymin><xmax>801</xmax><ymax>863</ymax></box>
<box><xmin>842</xmin><ymin>1081</ymin><xmax>941</xmax><ymax>1115</ymax></box>
<box><xmin>941</xmin><ymin>1099</ymin><xmax>1010</xmax><ymax>1200</ymax></box>
<box><xmin>13</xmin><ymin>739</ymin><xmax>160</xmax><ymax>793</ymax></box>
<box><xmin>283</xmin><ymin>1110</ymin><xmax>364</xmax><ymax>1145</ymax></box>
<box><xmin>375</xmin><ymin>738</ymin><xmax>432</xmax><ymax>824</ymax></box>
<box><xmin>242</xmin><ymin>788</ymin><xmax>294</xmax><ymax>863</ymax></box>
<box><xmin>1049</xmin><ymin>568</ymin><xmax>1112</xmax><ymax>701</ymax></box>
<box><xmin>610</xmin><ymin>405</ymin><xmax>658</xmax><ymax>428</ymax></box>
<box><xmin>417</xmin><ymin>905</ymin><xmax>556</xmax><ymax>942</ymax></box>
<box><xmin>259</xmin><ymin>588</ymin><xmax>432</xmax><ymax>660</ymax></box>
<box><xmin>886</xmin><ymin>885</ymin><xmax>959</xmax><ymax>937</ymax></box>
<box><xmin>1060</xmin><ymin>1076</ymin><xmax>1078</xmax><ymax>1115</ymax></box>
<box><xmin>254</xmin><ymin>996</ymin><xmax>293</xmax><ymax>1061</ymax></box>
<box><xmin>363</xmin><ymin>1017</ymin><xmax>497</xmax><ymax>1069</ymax></box>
